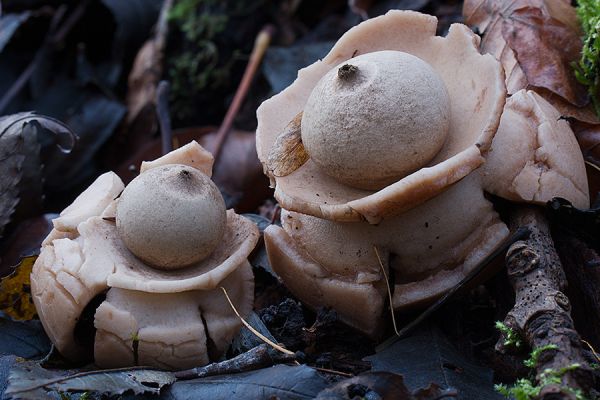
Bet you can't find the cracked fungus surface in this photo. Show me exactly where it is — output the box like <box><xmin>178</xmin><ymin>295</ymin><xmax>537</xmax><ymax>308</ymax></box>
<box><xmin>31</xmin><ymin>142</ymin><xmax>259</xmax><ymax>369</ymax></box>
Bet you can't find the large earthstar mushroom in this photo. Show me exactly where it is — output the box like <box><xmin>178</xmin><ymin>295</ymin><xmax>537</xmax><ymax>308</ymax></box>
<box><xmin>256</xmin><ymin>11</ymin><xmax>589</xmax><ymax>337</ymax></box>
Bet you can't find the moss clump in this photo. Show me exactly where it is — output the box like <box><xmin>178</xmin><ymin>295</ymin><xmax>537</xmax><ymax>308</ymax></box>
<box><xmin>495</xmin><ymin>321</ymin><xmax>523</xmax><ymax>349</ymax></box>
<box><xmin>575</xmin><ymin>0</ymin><xmax>600</xmax><ymax>116</ymax></box>
<box><xmin>495</xmin><ymin>344</ymin><xmax>587</xmax><ymax>400</ymax></box>
<box><xmin>166</xmin><ymin>0</ymin><xmax>265</xmax><ymax>122</ymax></box>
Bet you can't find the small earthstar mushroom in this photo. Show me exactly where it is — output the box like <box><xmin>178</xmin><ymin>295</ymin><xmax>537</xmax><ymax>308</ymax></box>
<box><xmin>31</xmin><ymin>141</ymin><xmax>259</xmax><ymax>369</ymax></box>
<box><xmin>116</xmin><ymin>164</ymin><xmax>226</xmax><ymax>270</ymax></box>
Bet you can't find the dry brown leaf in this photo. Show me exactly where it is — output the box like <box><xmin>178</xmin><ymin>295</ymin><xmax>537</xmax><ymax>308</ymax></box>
<box><xmin>464</xmin><ymin>0</ymin><xmax>600</xmax><ymax>193</ymax></box>
<box><xmin>267</xmin><ymin>112</ymin><xmax>308</xmax><ymax>178</ymax></box>
<box><xmin>463</xmin><ymin>0</ymin><xmax>587</xmax><ymax>105</ymax></box>
<box><xmin>0</xmin><ymin>255</ymin><xmax>37</xmax><ymax>321</ymax></box>
<box><xmin>504</xmin><ymin>7</ymin><xmax>587</xmax><ymax>107</ymax></box>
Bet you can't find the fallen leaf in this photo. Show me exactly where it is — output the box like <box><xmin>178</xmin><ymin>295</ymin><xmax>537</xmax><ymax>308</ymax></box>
<box><xmin>0</xmin><ymin>214</ymin><xmax>55</xmax><ymax>278</ymax></box>
<box><xmin>0</xmin><ymin>113</ymin><xmax>76</xmax><ymax>238</ymax></box>
<box><xmin>0</xmin><ymin>12</ymin><xmax>31</xmax><ymax>53</ymax></box>
<box><xmin>317</xmin><ymin>372</ymin><xmax>412</xmax><ymax>400</ymax></box>
<box><xmin>365</xmin><ymin>325</ymin><xmax>502</xmax><ymax>399</ymax></box>
<box><xmin>315</xmin><ymin>372</ymin><xmax>454</xmax><ymax>400</ymax></box>
<box><xmin>547</xmin><ymin>197</ymin><xmax>600</xmax><ymax>244</ymax></box>
<box><xmin>0</xmin><ymin>256</ymin><xmax>37</xmax><ymax>321</ymax></box>
<box><xmin>161</xmin><ymin>364</ymin><xmax>329</xmax><ymax>400</ymax></box>
<box><xmin>503</xmin><ymin>7</ymin><xmax>586</xmax><ymax>107</ymax></box>
<box><xmin>267</xmin><ymin>112</ymin><xmax>308</xmax><ymax>177</ymax></box>
<box><xmin>463</xmin><ymin>0</ymin><xmax>587</xmax><ymax>106</ymax></box>
<box><xmin>0</xmin><ymin>314</ymin><xmax>51</xmax><ymax>359</ymax></box>
<box><xmin>5</xmin><ymin>362</ymin><xmax>175</xmax><ymax>400</ymax></box>
<box><xmin>230</xmin><ymin>312</ymin><xmax>278</xmax><ymax>354</ymax></box>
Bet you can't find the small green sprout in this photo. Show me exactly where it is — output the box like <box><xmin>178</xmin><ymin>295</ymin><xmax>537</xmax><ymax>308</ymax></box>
<box><xmin>523</xmin><ymin>344</ymin><xmax>558</xmax><ymax>368</ymax></box>
<box><xmin>495</xmin><ymin>321</ymin><xmax>523</xmax><ymax>349</ymax></box>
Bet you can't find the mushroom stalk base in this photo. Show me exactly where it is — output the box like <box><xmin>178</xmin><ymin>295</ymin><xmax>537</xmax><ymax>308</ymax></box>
<box><xmin>497</xmin><ymin>206</ymin><xmax>594</xmax><ymax>398</ymax></box>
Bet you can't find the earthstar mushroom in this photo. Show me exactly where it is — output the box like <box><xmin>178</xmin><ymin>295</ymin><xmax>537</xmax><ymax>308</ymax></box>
<box><xmin>256</xmin><ymin>11</ymin><xmax>589</xmax><ymax>337</ymax></box>
<box><xmin>31</xmin><ymin>141</ymin><xmax>259</xmax><ymax>369</ymax></box>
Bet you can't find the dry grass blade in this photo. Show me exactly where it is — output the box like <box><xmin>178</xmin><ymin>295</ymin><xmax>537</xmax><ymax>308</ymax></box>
<box><xmin>220</xmin><ymin>287</ymin><xmax>295</xmax><ymax>356</ymax></box>
<box><xmin>373</xmin><ymin>245</ymin><xmax>400</xmax><ymax>338</ymax></box>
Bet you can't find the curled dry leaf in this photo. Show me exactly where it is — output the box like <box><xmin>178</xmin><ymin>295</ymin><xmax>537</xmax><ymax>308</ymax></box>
<box><xmin>463</xmin><ymin>0</ymin><xmax>587</xmax><ymax>107</ymax></box>
<box><xmin>267</xmin><ymin>112</ymin><xmax>309</xmax><ymax>178</ymax></box>
<box><xmin>0</xmin><ymin>113</ymin><xmax>76</xmax><ymax>238</ymax></box>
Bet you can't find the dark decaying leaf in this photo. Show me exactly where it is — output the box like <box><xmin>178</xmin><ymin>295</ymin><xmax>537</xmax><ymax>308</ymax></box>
<box><xmin>365</xmin><ymin>325</ymin><xmax>502</xmax><ymax>399</ymax></box>
<box><xmin>99</xmin><ymin>0</ymin><xmax>163</xmax><ymax>69</ymax></box>
<box><xmin>263</xmin><ymin>43</ymin><xmax>334</xmax><ymax>94</ymax></box>
<box><xmin>230</xmin><ymin>312</ymin><xmax>278</xmax><ymax>354</ymax></box>
<box><xmin>0</xmin><ymin>313</ymin><xmax>51</xmax><ymax>359</ymax></box>
<box><xmin>160</xmin><ymin>364</ymin><xmax>328</xmax><ymax>400</ymax></box>
<box><xmin>0</xmin><ymin>356</ymin><xmax>19</xmax><ymax>399</ymax></box>
<box><xmin>0</xmin><ymin>112</ymin><xmax>76</xmax><ymax>238</ymax></box>
<box><xmin>315</xmin><ymin>371</ymin><xmax>455</xmax><ymax>400</ymax></box>
<box><xmin>267</xmin><ymin>112</ymin><xmax>308</xmax><ymax>177</ymax></box>
<box><xmin>0</xmin><ymin>214</ymin><xmax>55</xmax><ymax>278</ymax></box>
<box><xmin>0</xmin><ymin>12</ymin><xmax>31</xmax><ymax>53</ymax></box>
<box><xmin>0</xmin><ymin>255</ymin><xmax>37</xmax><ymax>321</ymax></box>
<box><xmin>547</xmin><ymin>197</ymin><xmax>600</xmax><ymax>244</ymax></box>
<box><xmin>5</xmin><ymin>362</ymin><xmax>175</xmax><ymax>400</ymax></box>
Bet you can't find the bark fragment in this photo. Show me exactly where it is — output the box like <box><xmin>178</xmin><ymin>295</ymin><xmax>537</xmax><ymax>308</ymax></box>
<box><xmin>497</xmin><ymin>206</ymin><xmax>595</xmax><ymax>398</ymax></box>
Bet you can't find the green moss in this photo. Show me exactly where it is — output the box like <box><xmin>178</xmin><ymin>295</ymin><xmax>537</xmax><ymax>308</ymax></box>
<box><xmin>523</xmin><ymin>344</ymin><xmax>558</xmax><ymax>368</ymax></box>
<box><xmin>575</xmin><ymin>0</ymin><xmax>600</xmax><ymax>116</ymax></box>
<box><xmin>166</xmin><ymin>0</ymin><xmax>264</xmax><ymax>121</ymax></box>
<box><xmin>495</xmin><ymin>321</ymin><xmax>523</xmax><ymax>349</ymax></box>
<box><xmin>496</xmin><ymin>345</ymin><xmax>588</xmax><ymax>400</ymax></box>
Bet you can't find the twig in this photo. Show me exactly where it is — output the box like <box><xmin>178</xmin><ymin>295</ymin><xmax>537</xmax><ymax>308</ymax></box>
<box><xmin>0</xmin><ymin>1</ymin><xmax>89</xmax><ymax>114</ymax></box>
<box><xmin>498</xmin><ymin>206</ymin><xmax>594</xmax><ymax>399</ymax></box>
<box><xmin>211</xmin><ymin>25</ymin><xmax>274</xmax><ymax>162</ymax></box>
<box><xmin>156</xmin><ymin>80</ymin><xmax>172</xmax><ymax>155</ymax></box>
<box><xmin>173</xmin><ymin>343</ymin><xmax>295</xmax><ymax>380</ymax></box>
<box><xmin>376</xmin><ymin>227</ymin><xmax>529</xmax><ymax>352</ymax></box>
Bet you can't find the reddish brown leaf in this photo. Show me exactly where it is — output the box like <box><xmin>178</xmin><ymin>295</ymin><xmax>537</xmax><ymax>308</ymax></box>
<box><xmin>463</xmin><ymin>0</ymin><xmax>586</xmax><ymax>105</ymax></box>
<box><xmin>503</xmin><ymin>6</ymin><xmax>587</xmax><ymax>107</ymax></box>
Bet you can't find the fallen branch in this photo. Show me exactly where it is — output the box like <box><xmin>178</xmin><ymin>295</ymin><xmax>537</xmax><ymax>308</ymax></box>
<box><xmin>173</xmin><ymin>343</ymin><xmax>296</xmax><ymax>380</ymax></box>
<box><xmin>497</xmin><ymin>206</ymin><xmax>595</xmax><ymax>399</ymax></box>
